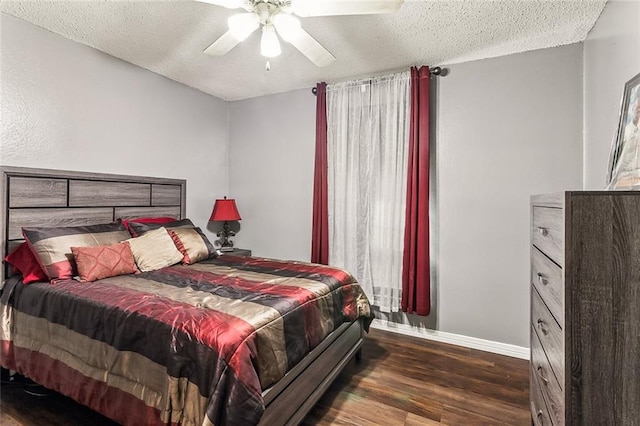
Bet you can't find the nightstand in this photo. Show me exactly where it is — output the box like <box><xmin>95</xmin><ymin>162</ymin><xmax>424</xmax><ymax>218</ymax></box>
<box><xmin>220</xmin><ymin>248</ymin><xmax>252</xmax><ymax>256</ymax></box>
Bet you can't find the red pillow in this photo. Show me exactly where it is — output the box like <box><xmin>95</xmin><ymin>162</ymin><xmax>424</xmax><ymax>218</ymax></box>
<box><xmin>122</xmin><ymin>217</ymin><xmax>177</xmax><ymax>237</ymax></box>
<box><xmin>4</xmin><ymin>242</ymin><xmax>48</xmax><ymax>284</ymax></box>
<box><xmin>71</xmin><ymin>242</ymin><xmax>139</xmax><ymax>282</ymax></box>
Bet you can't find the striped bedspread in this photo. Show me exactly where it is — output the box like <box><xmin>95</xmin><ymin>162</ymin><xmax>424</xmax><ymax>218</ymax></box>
<box><xmin>0</xmin><ymin>255</ymin><xmax>372</xmax><ymax>425</ymax></box>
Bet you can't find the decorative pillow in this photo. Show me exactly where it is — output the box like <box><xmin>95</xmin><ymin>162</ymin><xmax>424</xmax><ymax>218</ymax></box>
<box><xmin>71</xmin><ymin>242</ymin><xmax>139</xmax><ymax>282</ymax></box>
<box><xmin>122</xmin><ymin>217</ymin><xmax>178</xmax><ymax>237</ymax></box>
<box><xmin>4</xmin><ymin>242</ymin><xmax>48</xmax><ymax>284</ymax></box>
<box><xmin>127</xmin><ymin>219</ymin><xmax>195</xmax><ymax>237</ymax></box>
<box><xmin>167</xmin><ymin>227</ymin><xmax>217</xmax><ymax>265</ymax></box>
<box><xmin>22</xmin><ymin>221</ymin><xmax>131</xmax><ymax>282</ymax></box>
<box><xmin>125</xmin><ymin>227</ymin><xmax>184</xmax><ymax>272</ymax></box>
<box><xmin>128</xmin><ymin>219</ymin><xmax>196</xmax><ymax>237</ymax></box>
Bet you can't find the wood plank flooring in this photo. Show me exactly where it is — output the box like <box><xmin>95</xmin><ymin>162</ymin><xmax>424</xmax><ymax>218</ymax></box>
<box><xmin>1</xmin><ymin>328</ymin><xmax>530</xmax><ymax>425</ymax></box>
<box><xmin>304</xmin><ymin>328</ymin><xmax>530</xmax><ymax>425</ymax></box>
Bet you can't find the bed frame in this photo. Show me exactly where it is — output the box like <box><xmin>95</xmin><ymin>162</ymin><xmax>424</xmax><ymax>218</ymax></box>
<box><xmin>0</xmin><ymin>166</ymin><xmax>363</xmax><ymax>425</ymax></box>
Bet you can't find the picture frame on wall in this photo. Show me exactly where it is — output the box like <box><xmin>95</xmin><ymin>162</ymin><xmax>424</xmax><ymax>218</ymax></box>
<box><xmin>607</xmin><ymin>71</ymin><xmax>640</xmax><ymax>189</ymax></box>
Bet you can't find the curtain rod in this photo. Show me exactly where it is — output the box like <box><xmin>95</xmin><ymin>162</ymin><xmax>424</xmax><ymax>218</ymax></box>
<box><xmin>311</xmin><ymin>66</ymin><xmax>447</xmax><ymax>95</ymax></box>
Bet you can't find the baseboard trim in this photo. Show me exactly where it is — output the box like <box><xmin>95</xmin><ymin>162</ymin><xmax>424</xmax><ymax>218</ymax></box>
<box><xmin>370</xmin><ymin>319</ymin><xmax>530</xmax><ymax>360</ymax></box>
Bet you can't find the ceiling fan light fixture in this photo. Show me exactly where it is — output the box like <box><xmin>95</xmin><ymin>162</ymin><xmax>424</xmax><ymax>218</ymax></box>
<box><xmin>260</xmin><ymin>25</ymin><xmax>281</xmax><ymax>57</ymax></box>
<box><xmin>228</xmin><ymin>13</ymin><xmax>259</xmax><ymax>41</ymax></box>
<box><xmin>202</xmin><ymin>0</ymin><xmax>404</xmax><ymax>66</ymax></box>
<box><xmin>272</xmin><ymin>13</ymin><xmax>301</xmax><ymax>43</ymax></box>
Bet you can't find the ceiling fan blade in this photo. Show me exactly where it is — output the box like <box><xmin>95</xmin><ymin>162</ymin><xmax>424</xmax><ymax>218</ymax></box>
<box><xmin>277</xmin><ymin>24</ymin><xmax>336</xmax><ymax>67</ymax></box>
<box><xmin>203</xmin><ymin>30</ymin><xmax>243</xmax><ymax>56</ymax></box>
<box><xmin>291</xmin><ymin>0</ymin><xmax>403</xmax><ymax>17</ymax></box>
<box><xmin>195</xmin><ymin>0</ymin><xmax>251</xmax><ymax>10</ymax></box>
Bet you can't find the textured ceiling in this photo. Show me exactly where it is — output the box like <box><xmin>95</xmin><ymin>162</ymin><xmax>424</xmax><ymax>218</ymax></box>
<box><xmin>1</xmin><ymin>0</ymin><xmax>607</xmax><ymax>101</ymax></box>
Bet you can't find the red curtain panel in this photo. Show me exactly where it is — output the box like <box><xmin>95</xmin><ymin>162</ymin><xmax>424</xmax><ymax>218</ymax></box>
<box><xmin>402</xmin><ymin>66</ymin><xmax>431</xmax><ymax>316</ymax></box>
<box><xmin>311</xmin><ymin>82</ymin><xmax>329</xmax><ymax>265</ymax></box>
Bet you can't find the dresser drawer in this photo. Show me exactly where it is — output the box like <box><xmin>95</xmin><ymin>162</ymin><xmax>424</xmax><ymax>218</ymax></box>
<box><xmin>532</xmin><ymin>206</ymin><xmax>563</xmax><ymax>266</ymax></box>
<box><xmin>531</xmin><ymin>287</ymin><xmax>564</xmax><ymax>389</ymax></box>
<box><xmin>531</xmin><ymin>247</ymin><xmax>563</xmax><ymax>328</ymax></box>
<box><xmin>531</xmin><ymin>325</ymin><xmax>564</xmax><ymax>425</ymax></box>
<box><xmin>530</xmin><ymin>368</ymin><xmax>554</xmax><ymax>426</ymax></box>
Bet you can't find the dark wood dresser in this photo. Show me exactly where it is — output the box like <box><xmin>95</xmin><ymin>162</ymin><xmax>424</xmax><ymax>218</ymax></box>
<box><xmin>530</xmin><ymin>191</ymin><xmax>640</xmax><ymax>425</ymax></box>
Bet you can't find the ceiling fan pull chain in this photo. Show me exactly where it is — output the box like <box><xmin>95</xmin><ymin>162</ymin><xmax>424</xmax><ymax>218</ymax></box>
<box><xmin>265</xmin><ymin>60</ymin><xmax>271</xmax><ymax>72</ymax></box>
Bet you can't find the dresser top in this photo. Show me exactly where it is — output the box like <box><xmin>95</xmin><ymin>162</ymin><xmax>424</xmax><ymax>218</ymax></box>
<box><xmin>531</xmin><ymin>190</ymin><xmax>640</xmax><ymax>208</ymax></box>
<box><xmin>531</xmin><ymin>192</ymin><xmax>564</xmax><ymax>207</ymax></box>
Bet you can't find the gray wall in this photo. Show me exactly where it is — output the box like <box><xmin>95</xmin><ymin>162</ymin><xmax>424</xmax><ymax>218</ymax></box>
<box><xmin>583</xmin><ymin>0</ymin><xmax>640</xmax><ymax>189</ymax></box>
<box><xmin>229</xmin><ymin>44</ymin><xmax>584</xmax><ymax>347</ymax></box>
<box><xmin>0</xmin><ymin>14</ymin><xmax>229</xmax><ymax>236</ymax></box>
<box><xmin>435</xmin><ymin>44</ymin><xmax>582</xmax><ymax>346</ymax></box>
<box><xmin>228</xmin><ymin>89</ymin><xmax>315</xmax><ymax>261</ymax></box>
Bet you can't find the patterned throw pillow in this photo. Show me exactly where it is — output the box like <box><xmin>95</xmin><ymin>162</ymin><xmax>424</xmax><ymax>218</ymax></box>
<box><xmin>127</xmin><ymin>219</ymin><xmax>195</xmax><ymax>237</ymax></box>
<box><xmin>71</xmin><ymin>242</ymin><xmax>139</xmax><ymax>282</ymax></box>
<box><xmin>22</xmin><ymin>221</ymin><xmax>131</xmax><ymax>282</ymax></box>
<box><xmin>167</xmin><ymin>227</ymin><xmax>217</xmax><ymax>264</ymax></box>
<box><xmin>4</xmin><ymin>242</ymin><xmax>48</xmax><ymax>284</ymax></box>
<box><xmin>125</xmin><ymin>227</ymin><xmax>184</xmax><ymax>272</ymax></box>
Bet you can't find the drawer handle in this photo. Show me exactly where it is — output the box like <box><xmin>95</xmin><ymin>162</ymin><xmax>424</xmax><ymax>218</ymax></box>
<box><xmin>536</xmin><ymin>272</ymin><xmax>548</xmax><ymax>285</ymax></box>
<box><xmin>537</xmin><ymin>318</ymin><xmax>549</xmax><ymax>335</ymax></box>
<box><xmin>537</xmin><ymin>410</ymin><xmax>545</xmax><ymax>424</ymax></box>
<box><xmin>537</xmin><ymin>227</ymin><xmax>549</xmax><ymax>236</ymax></box>
<box><xmin>536</xmin><ymin>365</ymin><xmax>549</xmax><ymax>385</ymax></box>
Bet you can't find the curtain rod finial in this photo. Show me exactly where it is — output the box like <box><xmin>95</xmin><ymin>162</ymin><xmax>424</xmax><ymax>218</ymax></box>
<box><xmin>430</xmin><ymin>66</ymin><xmax>449</xmax><ymax>77</ymax></box>
<box><xmin>312</xmin><ymin>86</ymin><xmax>318</xmax><ymax>96</ymax></box>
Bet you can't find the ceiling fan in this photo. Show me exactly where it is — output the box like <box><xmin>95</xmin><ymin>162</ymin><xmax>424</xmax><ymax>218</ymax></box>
<box><xmin>197</xmin><ymin>0</ymin><xmax>404</xmax><ymax>67</ymax></box>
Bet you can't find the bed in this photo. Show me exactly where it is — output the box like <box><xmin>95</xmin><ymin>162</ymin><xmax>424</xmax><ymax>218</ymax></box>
<box><xmin>0</xmin><ymin>166</ymin><xmax>372</xmax><ymax>425</ymax></box>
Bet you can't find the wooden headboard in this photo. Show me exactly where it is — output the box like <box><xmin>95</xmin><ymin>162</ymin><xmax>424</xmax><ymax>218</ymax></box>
<box><xmin>1</xmin><ymin>166</ymin><xmax>186</xmax><ymax>284</ymax></box>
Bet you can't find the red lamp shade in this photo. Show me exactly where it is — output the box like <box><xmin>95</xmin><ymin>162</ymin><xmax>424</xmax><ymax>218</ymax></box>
<box><xmin>209</xmin><ymin>197</ymin><xmax>241</xmax><ymax>222</ymax></box>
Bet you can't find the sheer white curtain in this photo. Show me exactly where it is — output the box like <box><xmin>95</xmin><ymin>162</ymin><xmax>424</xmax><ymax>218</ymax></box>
<box><xmin>326</xmin><ymin>72</ymin><xmax>410</xmax><ymax>312</ymax></box>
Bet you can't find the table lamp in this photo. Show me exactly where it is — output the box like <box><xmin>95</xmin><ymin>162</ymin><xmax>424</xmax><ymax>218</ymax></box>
<box><xmin>209</xmin><ymin>196</ymin><xmax>242</xmax><ymax>251</ymax></box>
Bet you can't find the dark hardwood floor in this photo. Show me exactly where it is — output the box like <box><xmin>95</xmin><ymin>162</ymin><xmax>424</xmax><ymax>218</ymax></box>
<box><xmin>305</xmin><ymin>328</ymin><xmax>530</xmax><ymax>425</ymax></box>
<box><xmin>1</xmin><ymin>328</ymin><xmax>530</xmax><ymax>425</ymax></box>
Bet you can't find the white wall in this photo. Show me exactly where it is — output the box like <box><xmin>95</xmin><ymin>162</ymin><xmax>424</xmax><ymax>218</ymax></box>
<box><xmin>228</xmin><ymin>89</ymin><xmax>315</xmax><ymax>261</ymax></box>
<box><xmin>0</xmin><ymin>14</ymin><xmax>229</xmax><ymax>235</ymax></box>
<box><xmin>583</xmin><ymin>0</ymin><xmax>640</xmax><ymax>189</ymax></box>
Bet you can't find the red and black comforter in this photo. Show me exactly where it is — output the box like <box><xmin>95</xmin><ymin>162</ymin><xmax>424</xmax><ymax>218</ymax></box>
<box><xmin>0</xmin><ymin>255</ymin><xmax>372</xmax><ymax>425</ymax></box>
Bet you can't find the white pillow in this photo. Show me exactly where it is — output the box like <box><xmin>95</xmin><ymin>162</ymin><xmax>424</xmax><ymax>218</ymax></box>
<box><xmin>126</xmin><ymin>227</ymin><xmax>183</xmax><ymax>272</ymax></box>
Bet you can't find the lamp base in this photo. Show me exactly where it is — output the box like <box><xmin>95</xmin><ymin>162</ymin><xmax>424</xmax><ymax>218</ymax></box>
<box><xmin>216</xmin><ymin>221</ymin><xmax>237</xmax><ymax>250</ymax></box>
